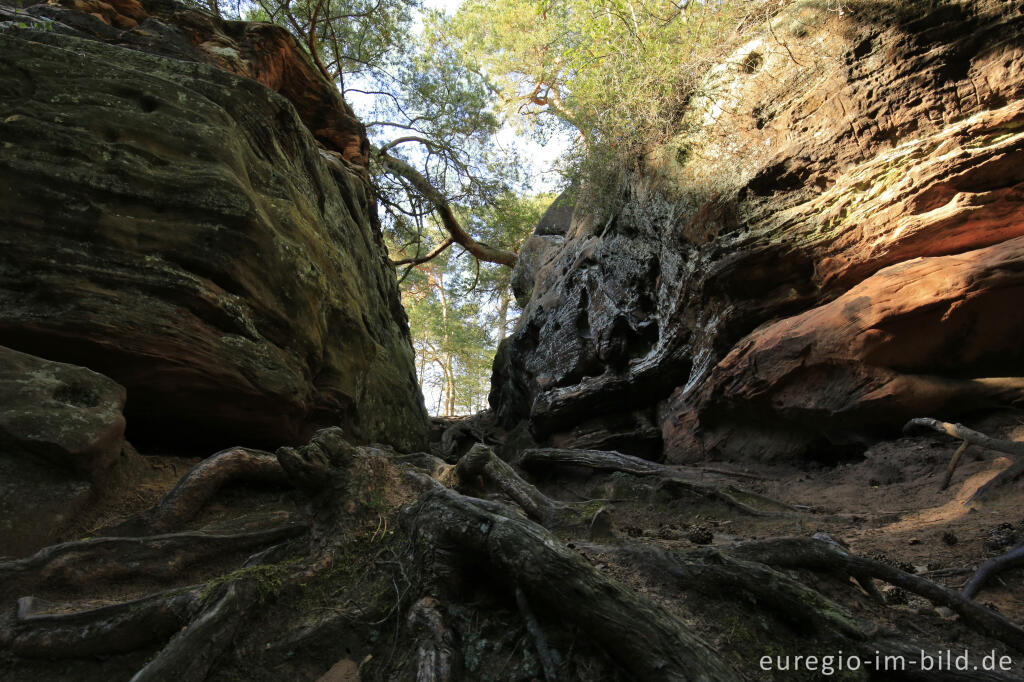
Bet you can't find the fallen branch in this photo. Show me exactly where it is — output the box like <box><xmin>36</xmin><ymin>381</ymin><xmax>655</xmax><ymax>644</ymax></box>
<box><xmin>903</xmin><ymin>418</ymin><xmax>1024</xmax><ymax>457</ymax></box>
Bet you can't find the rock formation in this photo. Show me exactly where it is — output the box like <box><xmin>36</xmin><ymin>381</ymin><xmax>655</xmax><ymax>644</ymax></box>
<box><xmin>0</xmin><ymin>0</ymin><xmax>428</xmax><ymax>453</ymax></box>
<box><xmin>492</xmin><ymin>0</ymin><xmax>1024</xmax><ymax>463</ymax></box>
<box><xmin>0</xmin><ymin>347</ymin><xmax>127</xmax><ymax>553</ymax></box>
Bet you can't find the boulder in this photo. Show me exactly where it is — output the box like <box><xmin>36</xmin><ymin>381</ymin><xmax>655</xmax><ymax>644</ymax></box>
<box><xmin>0</xmin><ymin>345</ymin><xmax>126</xmax><ymax>479</ymax></box>
<box><xmin>0</xmin><ymin>346</ymin><xmax>126</xmax><ymax>555</ymax></box>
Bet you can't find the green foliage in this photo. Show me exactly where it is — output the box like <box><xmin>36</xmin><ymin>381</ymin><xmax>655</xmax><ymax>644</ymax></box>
<box><xmin>449</xmin><ymin>0</ymin><xmax>782</xmax><ymax>213</ymax></box>
<box><xmin>396</xmin><ymin>194</ymin><xmax>551</xmax><ymax>414</ymax></box>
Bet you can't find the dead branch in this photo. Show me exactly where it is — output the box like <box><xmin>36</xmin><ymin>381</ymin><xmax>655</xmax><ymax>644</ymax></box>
<box><xmin>904</xmin><ymin>417</ymin><xmax>1024</xmax><ymax>499</ymax></box>
<box><xmin>904</xmin><ymin>418</ymin><xmax>1024</xmax><ymax>457</ymax></box>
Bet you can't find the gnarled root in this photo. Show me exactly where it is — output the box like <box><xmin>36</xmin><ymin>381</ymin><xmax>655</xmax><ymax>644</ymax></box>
<box><xmin>404</xmin><ymin>486</ymin><xmax>741</xmax><ymax>682</ymax></box>
<box><xmin>407</xmin><ymin>597</ymin><xmax>455</xmax><ymax>682</ymax></box>
<box><xmin>521</xmin><ymin>446</ymin><xmax>796</xmax><ymax>517</ymax></box>
<box><xmin>130</xmin><ymin>582</ymin><xmax>252</xmax><ymax>682</ymax></box>
<box><xmin>0</xmin><ymin>524</ymin><xmax>307</xmax><ymax>592</ymax></box>
<box><xmin>114</xmin><ymin>447</ymin><xmax>289</xmax><ymax>535</ymax></box>
<box><xmin>455</xmin><ymin>443</ymin><xmax>601</xmax><ymax>529</ymax></box>
<box><xmin>727</xmin><ymin>537</ymin><xmax>1024</xmax><ymax>651</ymax></box>
<box><xmin>6</xmin><ymin>586</ymin><xmax>200</xmax><ymax>658</ymax></box>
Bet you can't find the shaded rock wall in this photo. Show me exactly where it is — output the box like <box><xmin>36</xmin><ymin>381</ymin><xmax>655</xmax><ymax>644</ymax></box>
<box><xmin>0</xmin><ymin>346</ymin><xmax>126</xmax><ymax>554</ymax></box>
<box><xmin>492</xmin><ymin>0</ymin><xmax>1024</xmax><ymax>463</ymax></box>
<box><xmin>0</xmin><ymin>1</ymin><xmax>428</xmax><ymax>451</ymax></box>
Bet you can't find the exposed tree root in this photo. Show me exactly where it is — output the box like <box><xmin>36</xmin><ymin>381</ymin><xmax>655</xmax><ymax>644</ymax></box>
<box><xmin>727</xmin><ymin>537</ymin><xmax>1024</xmax><ymax>651</ymax></box>
<box><xmin>407</xmin><ymin>597</ymin><xmax>455</xmax><ymax>682</ymax></box>
<box><xmin>130</xmin><ymin>583</ymin><xmax>252</xmax><ymax>682</ymax></box>
<box><xmin>6</xmin><ymin>586</ymin><xmax>200</xmax><ymax>657</ymax></box>
<box><xmin>521</xmin><ymin>446</ymin><xmax>797</xmax><ymax>517</ymax></box>
<box><xmin>521</xmin><ymin>447</ymin><xmax>767</xmax><ymax>480</ymax></box>
<box><xmin>584</xmin><ymin>542</ymin><xmax>1024</xmax><ymax>681</ymax></box>
<box><xmin>0</xmin><ymin>524</ymin><xmax>307</xmax><ymax>591</ymax></box>
<box><xmin>111</xmin><ymin>447</ymin><xmax>290</xmax><ymax>535</ymax></box>
<box><xmin>964</xmin><ymin>541</ymin><xmax>1024</xmax><ymax>599</ymax></box>
<box><xmin>404</xmin><ymin>486</ymin><xmax>741</xmax><ymax>682</ymax></box>
<box><xmin>454</xmin><ymin>443</ymin><xmax>601</xmax><ymax>529</ymax></box>
<box><xmin>607</xmin><ymin>543</ymin><xmax>878</xmax><ymax>641</ymax></box>
<box><xmin>515</xmin><ymin>585</ymin><xmax>559</xmax><ymax>682</ymax></box>
<box><xmin>6</xmin><ymin>426</ymin><xmax>1024</xmax><ymax>680</ymax></box>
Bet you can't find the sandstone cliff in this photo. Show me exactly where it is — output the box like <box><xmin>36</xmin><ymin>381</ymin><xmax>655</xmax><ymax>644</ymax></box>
<box><xmin>0</xmin><ymin>0</ymin><xmax>428</xmax><ymax>453</ymax></box>
<box><xmin>494</xmin><ymin>0</ymin><xmax>1024</xmax><ymax>464</ymax></box>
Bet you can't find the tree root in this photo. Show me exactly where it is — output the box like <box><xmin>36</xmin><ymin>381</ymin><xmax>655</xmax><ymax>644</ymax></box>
<box><xmin>404</xmin><ymin>486</ymin><xmax>741</xmax><ymax>682</ymax></box>
<box><xmin>455</xmin><ymin>443</ymin><xmax>600</xmax><ymax>529</ymax></box>
<box><xmin>521</xmin><ymin>447</ymin><xmax>768</xmax><ymax>480</ymax></box>
<box><xmin>964</xmin><ymin>541</ymin><xmax>1024</xmax><ymax>599</ymax></box>
<box><xmin>521</xmin><ymin>446</ymin><xmax>796</xmax><ymax>517</ymax></box>
<box><xmin>113</xmin><ymin>447</ymin><xmax>290</xmax><ymax>535</ymax></box>
<box><xmin>130</xmin><ymin>582</ymin><xmax>251</xmax><ymax>682</ymax></box>
<box><xmin>727</xmin><ymin>537</ymin><xmax>1024</xmax><ymax>651</ymax></box>
<box><xmin>609</xmin><ymin>543</ymin><xmax>879</xmax><ymax>641</ymax></box>
<box><xmin>0</xmin><ymin>524</ymin><xmax>307</xmax><ymax>591</ymax></box>
<box><xmin>407</xmin><ymin>597</ymin><xmax>455</xmax><ymax>682</ymax></box>
<box><xmin>515</xmin><ymin>585</ymin><xmax>559</xmax><ymax>682</ymax></box>
<box><xmin>5</xmin><ymin>586</ymin><xmax>201</xmax><ymax>657</ymax></box>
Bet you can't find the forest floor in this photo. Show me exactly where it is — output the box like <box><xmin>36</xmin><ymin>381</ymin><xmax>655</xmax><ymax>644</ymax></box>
<box><xmin>4</xmin><ymin>411</ymin><xmax>1024</xmax><ymax>681</ymax></box>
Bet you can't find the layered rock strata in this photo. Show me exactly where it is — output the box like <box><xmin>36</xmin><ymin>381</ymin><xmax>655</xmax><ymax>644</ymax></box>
<box><xmin>0</xmin><ymin>0</ymin><xmax>428</xmax><ymax>451</ymax></box>
<box><xmin>493</xmin><ymin>0</ymin><xmax>1024</xmax><ymax>462</ymax></box>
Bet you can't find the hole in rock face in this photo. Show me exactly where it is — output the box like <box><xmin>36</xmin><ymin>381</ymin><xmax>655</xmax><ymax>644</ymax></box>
<box><xmin>139</xmin><ymin>95</ymin><xmax>160</xmax><ymax>113</ymax></box>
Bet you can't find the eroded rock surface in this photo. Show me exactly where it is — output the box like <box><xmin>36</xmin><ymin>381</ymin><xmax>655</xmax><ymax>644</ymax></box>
<box><xmin>0</xmin><ymin>346</ymin><xmax>127</xmax><ymax>554</ymax></box>
<box><xmin>492</xmin><ymin>0</ymin><xmax>1024</xmax><ymax>463</ymax></box>
<box><xmin>0</xmin><ymin>3</ymin><xmax>428</xmax><ymax>451</ymax></box>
